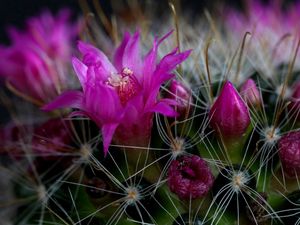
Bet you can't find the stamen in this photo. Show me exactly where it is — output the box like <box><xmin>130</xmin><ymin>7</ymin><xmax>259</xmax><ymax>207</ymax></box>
<box><xmin>122</xmin><ymin>67</ymin><xmax>133</xmax><ymax>76</ymax></box>
<box><xmin>107</xmin><ymin>68</ymin><xmax>139</xmax><ymax>105</ymax></box>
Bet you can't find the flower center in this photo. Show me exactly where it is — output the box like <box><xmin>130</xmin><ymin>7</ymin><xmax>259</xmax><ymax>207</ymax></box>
<box><xmin>107</xmin><ymin>68</ymin><xmax>139</xmax><ymax>105</ymax></box>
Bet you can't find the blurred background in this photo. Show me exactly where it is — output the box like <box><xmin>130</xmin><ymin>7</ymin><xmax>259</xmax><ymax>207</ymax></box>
<box><xmin>0</xmin><ymin>0</ymin><xmax>246</xmax><ymax>43</ymax></box>
<box><xmin>1</xmin><ymin>0</ymin><xmax>299</xmax><ymax>44</ymax></box>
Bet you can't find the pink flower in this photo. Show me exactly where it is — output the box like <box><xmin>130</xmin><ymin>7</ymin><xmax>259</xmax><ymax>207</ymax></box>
<box><xmin>278</xmin><ymin>130</ymin><xmax>300</xmax><ymax>177</ymax></box>
<box><xmin>167</xmin><ymin>155</ymin><xmax>214</xmax><ymax>200</ymax></box>
<box><xmin>43</xmin><ymin>31</ymin><xmax>191</xmax><ymax>155</ymax></box>
<box><xmin>240</xmin><ymin>78</ymin><xmax>262</xmax><ymax>107</ymax></box>
<box><xmin>209</xmin><ymin>81</ymin><xmax>250</xmax><ymax>139</ymax></box>
<box><xmin>0</xmin><ymin>9</ymin><xmax>79</xmax><ymax>103</ymax></box>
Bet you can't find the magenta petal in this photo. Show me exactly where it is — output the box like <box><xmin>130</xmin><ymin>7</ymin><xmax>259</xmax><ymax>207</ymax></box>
<box><xmin>157</xmin><ymin>30</ymin><xmax>174</xmax><ymax>45</ymax></box>
<box><xmin>83</xmin><ymin>83</ymin><xmax>123</xmax><ymax>125</ymax></box>
<box><xmin>142</xmin><ymin>31</ymin><xmax>173</xmax><ymax>91</ymax></box>
<box><xmin>142</xmin><ymin>40</ymin><xmax>158</xmax><ymax>91</ymax></box>
<box><xmin>72</xmin><ymin>57</ymin><xmax>87</xmax><ymax>89</ymax></box>
<box><xmin>123</xmin><ymin>95</ymin><xmax>143</xmax><ymax>121</ymax></box>
<box><xmin>113</xmin><ymin>32</ymin><xmax>130</xmax><ymax>71</ymax></box>
<box><xmin>77</xmin><ymin>41</ymin><xmax>116</xmax><ymax>74</ymax></box>
<box><xmin>151</xmin><ymin>73</ymin><xmax>174</xmax><ymax>93</ymax></box>
<box><xmin>155</xmin><ymin>49</ymin><xmax>191</xmax><ymax>76</ymax></box>
<box><xmin>42</xmin><ymin>90</ymin><xmax>83</xmax><ymax>111</ymax></box>
<box><xmin>101</xmin><ymin>123</ymin><xmax>118</xmax><ymax>156</ymax></box>
<box><xmin>122</xmin><ymin>31</ymin><xmax>142</xmax><ymax>76</ymax></box>
<box><xmin>148</xmin><ymin>101</ymin><xmax>178</xmax><ymax>117</ymax></box>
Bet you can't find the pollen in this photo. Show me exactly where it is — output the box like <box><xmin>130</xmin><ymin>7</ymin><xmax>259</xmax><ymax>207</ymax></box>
<box><xmin>122</xmin><ymin>67</ymin><xmax>134</xmax><ymax>76</ymax></box>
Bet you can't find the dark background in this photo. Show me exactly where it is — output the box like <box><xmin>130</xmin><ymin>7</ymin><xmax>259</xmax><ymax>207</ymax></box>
<box><xmin>0</xmin><ymin>0</ymin><xmax>245</xmax><ymax>43</ymax></box>
<box><xmin>0</xmin><ymin>0</ymin><xmax>81</xmax><ymax>43</ymax></box>
<box><xmin>0</xmin><ymin>0</ymin><xmax>296</xmax><ymax>44</ymax></box>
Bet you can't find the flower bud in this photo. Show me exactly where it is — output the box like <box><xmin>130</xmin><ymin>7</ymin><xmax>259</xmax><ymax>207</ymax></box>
<box><xmin>240</xmin><ymin>78</ymin><xmax>261</xmax><ymax>107</ymax></box>
<box><xmin>167</xmin><ymin>155</ymin><xmax>214</xmax><ymax>200</ymax></box>
<box><xmin>209</xmin><ymin>81</ymin><xmax>250</xmax><ymax>139</ymax></box>
<box><xmin>278</xmin><ymin>130</ymin><xmax>300</xmax><ymax>177</ymax></box>
<box><xmin>168</xmin><ymin>80</ymin><xmax>192</xmax><ymax>118</ymax></box>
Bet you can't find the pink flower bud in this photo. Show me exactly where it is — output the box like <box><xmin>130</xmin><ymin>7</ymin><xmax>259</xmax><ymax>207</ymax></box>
<box><xmin>278</xmin><ymin>130</ymin><xmax>300</xmax><ymax>177</ymax></box>
<box><xmin>240</xmin><ymin>79</ymin><xmax>261</xmax><ymax>107</ymax></box>
<box><xmin>209</xmin><ymin>81</ymin><xmax>251</xmax><ymax>139</ymax></box>
<box><xmin>168</xmin><ymin>80</ymin><xmax>192</xmax><ymax>119</ymax></box>
<box><xmin>167</xmin><ymin>155</ymin><xmax>214</xmax><ymax>200</ymax></box>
